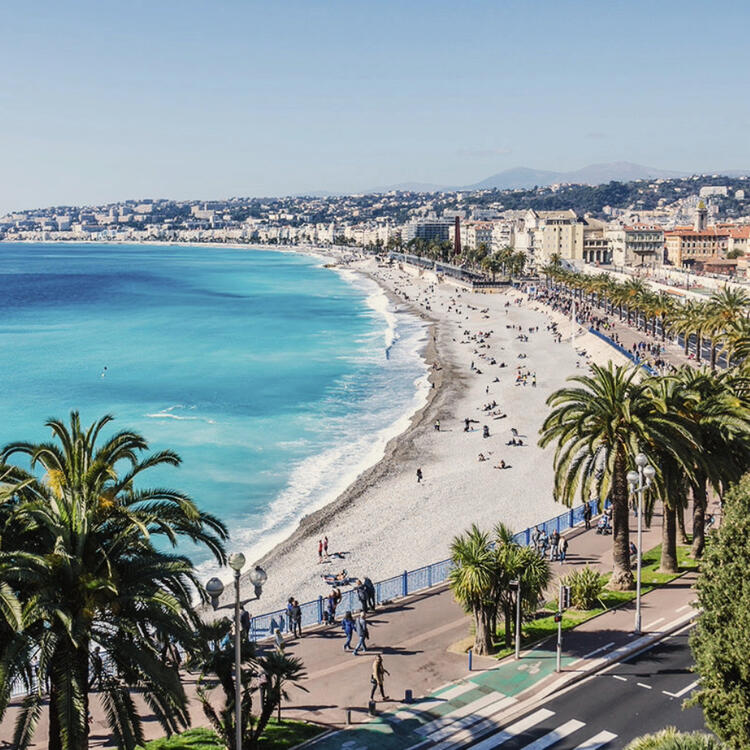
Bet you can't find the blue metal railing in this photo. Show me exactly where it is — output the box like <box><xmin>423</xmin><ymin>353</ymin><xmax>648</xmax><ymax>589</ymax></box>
<box><xmin>8</xmin><ymin>497</ymin><xmax>608</xmax><ymax>699</ymax></box>
<box><xmin>247</xmin><ymin>497</ymin><xmax>603</xmax><ymax>640</ymax></box>
<box><xmin>588</xmin><ymin>328</ymin><xmax>657</xmax><ymax>375</ymax></box>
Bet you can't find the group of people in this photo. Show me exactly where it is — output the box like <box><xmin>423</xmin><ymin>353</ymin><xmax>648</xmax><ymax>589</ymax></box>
<box><xmin>531</xmin><ymin>526</ymin><xmax>569</xmax><ymax>562</ymax></box>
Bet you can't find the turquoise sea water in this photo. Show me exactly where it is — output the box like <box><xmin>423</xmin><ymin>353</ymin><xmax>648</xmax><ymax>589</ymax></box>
<box><xmin>0</xmin><ymin>243</ymin><xmax>428</xmax><ymax>577</ymax></box>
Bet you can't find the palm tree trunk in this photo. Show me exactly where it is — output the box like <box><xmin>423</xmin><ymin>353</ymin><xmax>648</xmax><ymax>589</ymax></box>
<box><xmin>683</xmin><ymin>333</ymin><xmax>689</xmax><ymax>356</ymax></box>
<box><xmin>691</xmin><ymin>481</ymin><xmax>707</xmax><ymax>558</ymax></box>
<box><xmin>473</xmin><ymin>605</ymin><xmax>493</xmax><ymax>655</ymax></box>
<box><xmin>609</xmin><ymin>450</ymin><xmax>634</xmax><ymax>590</ymax></box>
<box><xmin>660</xmin><ymin>503</ymin><xmax>678</xmax><ymax>573</ymax></box>
<box><xmin>677</xmin><ymin>504</ymin><xmax>689</xmax><ymax>544</ymax></box>
<box><xmin>696</xmin><ymin>333</ymin><xmax>702</xmax><ymax>362</ymax></box>
<box><xmin>710</xmin><ymin>341</ymin><xmax>717</xmax><ymax>371</ymax></box>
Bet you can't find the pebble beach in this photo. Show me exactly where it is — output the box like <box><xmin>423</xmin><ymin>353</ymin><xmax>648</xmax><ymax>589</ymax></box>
<box><xmin>230</xmin><ymin>252</ymin><xmax>630</xmax><ymax>614</ymax></box>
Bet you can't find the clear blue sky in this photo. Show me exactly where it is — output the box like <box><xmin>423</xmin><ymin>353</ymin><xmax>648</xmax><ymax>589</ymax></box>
<box><xmin>2</xmin><ymin>0</ymin><xmax>749</xmax><ymax>213</ymax></box>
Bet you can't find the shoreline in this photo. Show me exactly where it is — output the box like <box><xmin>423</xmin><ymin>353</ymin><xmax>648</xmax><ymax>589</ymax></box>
<box><xmin>0</xmin><ymin>240</ymin><xmax>628</xmax><ymax>614</ymax></box>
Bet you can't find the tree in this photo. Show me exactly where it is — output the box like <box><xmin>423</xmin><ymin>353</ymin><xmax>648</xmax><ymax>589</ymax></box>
<box><xmin>193</xmin><ymin>619</ymin><xmax>307</xmax><ymax>750</ymax></box>
<box><xmin>624</xmin><ymin>728</ymin><xmax>724</xmax><ymax>749</ymax></box>
<box><xmin>0</xmin><ymin>413</ymin><xmax>228</xmax><ymax>750</ymax></box>
<box><xmin>690</xmin><ymin>474</ymin><xmax>750</xmax><ymax>749</ymax></box>
<box><xmin>491</xmin><ymin>524</ymin><xmax>550</xmax><ymax>648</ymax></box>
<box><xmin>449</xmin><ymin>525</ymin><xmax>496</xmax><ymax>655</ymax></box>
<box><xmin>480</xmin><ymin>255</ymin><xmax>502</xmax><ymax>282</ymax></box>
<box><xmin>539</xmin><ymin>363</ymin><xmax>696</xmax><ymax>589</ymax></box>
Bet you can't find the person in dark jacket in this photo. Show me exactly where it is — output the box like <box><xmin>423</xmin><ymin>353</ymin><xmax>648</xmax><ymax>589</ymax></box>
<box><xmin>356</xmin><ymin>580</ymin><xmax>369</xmax><ymax>613</ymax></box>
<box><xmin>353</xmin><ymin>613</ymin><xmax>369</xmax><ymax>655</ymax></box>
<box><xmin>341</xmin><ymin>611</ymin><xmax>355</xmax><ymax>651</ymax></box>
<box><xmin>363</xmin><ymin>577</ymin><xmax>376</xmax><ymax>611</ymax></box>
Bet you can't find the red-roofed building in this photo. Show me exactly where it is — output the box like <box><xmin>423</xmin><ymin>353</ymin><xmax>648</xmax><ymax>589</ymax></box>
<box><xmin>664</xmin><ymin>227</ymin><xmax>729</xmax><ymax>267</ymax></box>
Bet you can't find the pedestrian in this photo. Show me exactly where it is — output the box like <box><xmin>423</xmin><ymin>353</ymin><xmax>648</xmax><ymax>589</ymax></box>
<box><xmin>558</xmin><ymin>536</ymin><xmax>568</xmax><ymax>563</ymax></box>
<box><xmin>434</xmin><ymin>419</ymin><xmax>440</xmax><ymax>431</ymax></box>
<box><xmin>363</xmin><ymin>576</ymin><xmax>376</xmax><ymax>610</ymax></box>
<box><xmin>583</xmin><ymin>503</ymin><xmax>592</xmax><ymax>530</ymax></box>
<box><xmin>356</xmin><ymin>580</ymin><xmax>369</xmax><ymax>613</ymax></box>
<box><xmin>291</xmin><ymin>599</ymin><xmax>302</xmax><ymax>638</ymax></box>
<box><xmin>416</xmin><ymin>468</ymin><xmax>423</xmax><ymax>483</ymax></box>
<box><xmin>318</xmin><ymin>539</ymin><xmax>323</xmax><ymax>564</ymax></box>
<box><xmin>550</xmin><ymin>529</ymin><xmax>560</xmax><ymax>561</ymax></box>
<box><xmin>240</xmin><ymin>606</ymin><xmax>251</xmax><ymax>641</ymax></box>
<box><xmin>370</xmin><ymin>654</ymin><xmax>390</xmax><ymax>701</ymax></box>
<box><xmin>325</xmin><ymin>591</ymin><xmax>337</xmax><ymax>624</ymax></box>
<box><xmin>274</xmin><ymin>627</ymin><xmax>285</xmax><ymax>654</ymax></box>
<box><xmin>89</xmin><ymin>646</ymin><xmax>104</xmax><ymax>690</ymax></box>
<box><xmin>353</xmin><ymin>613</ymin><xmax>369</xmax><ymax>655</ymax></box>
<box><xmin>324</xmin><ymin>535</ymin><xmax>329</xmax><ymax>559</ymax></box>
<box><xmin>342</xmin><ymin>610</ymin><xmax>355</xmax><ymax>651</ymax></box>
<box><xmin>286</xmin><ymin>597</ymin><xmax>294</xmax><ymax>630</ymax></box>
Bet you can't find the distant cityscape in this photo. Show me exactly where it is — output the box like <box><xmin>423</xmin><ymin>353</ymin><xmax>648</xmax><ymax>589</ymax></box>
<box><xmin>3</xmin><ymin>173</ymin><xmax>750</xmax><ymax>278</ymax></box>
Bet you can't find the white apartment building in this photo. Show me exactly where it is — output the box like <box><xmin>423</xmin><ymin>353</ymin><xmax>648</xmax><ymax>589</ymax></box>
<box><xmin>606</xmin><ymin>224</ymin><xmax>664</xmax><ymax>268</ymax></box>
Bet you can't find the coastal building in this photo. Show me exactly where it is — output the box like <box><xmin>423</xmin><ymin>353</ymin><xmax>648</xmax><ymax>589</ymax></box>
<box><xmin>664</xmin><ymin>227</ymin><xmax>729</xmax><ymax>267</ymax></box>
<box><xmin>460</xmin><ymin>221</ymin><xmax>494</xmax><ymax>252</ymax></box>
<box><xmin>582</xmin><ymin>218</ymin><xmax>611</xmax><ymax>265</ymax></box>
<box><xmin>402</xmin><ymin>218</ymin><xmax>452</xmax><ymax>243</ymax></box>
<box><xmin>606</xmin><ymin>224</ymin><xmax>664</xmax><ymax>268</ymax></box>
<box><xmin>521</xmin><ymin>209</ymin><xmax>584</xmax><ymax>265</ymax></box>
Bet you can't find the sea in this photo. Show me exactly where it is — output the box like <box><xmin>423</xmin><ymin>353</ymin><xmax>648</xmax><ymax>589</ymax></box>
<box><xmin>0</xmin><ymin>242</ymin><xmax>429</xmax><ymax>580</ymax></box>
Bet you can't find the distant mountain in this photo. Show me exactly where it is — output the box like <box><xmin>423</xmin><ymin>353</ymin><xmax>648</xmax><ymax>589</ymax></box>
<box><xmin>346</xmin><ymin>162</ymin><xmax>750</xmax><ymax>197</ymax></box>
<box><xmin>466</xmin><ymin>162</ymin><xmax>689</xmax><ymax>190</ymax></box>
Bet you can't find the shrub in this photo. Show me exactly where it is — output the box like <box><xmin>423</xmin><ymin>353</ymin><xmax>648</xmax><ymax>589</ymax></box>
<box><xmin>624</xmin><ymin>727</ymin><xmax>724</xmax><ymax>749</ymax></box>
<box><xmin>563</xmin><ymin>565</ymin><xmax>604</xmax><ymax>610</ymax></box>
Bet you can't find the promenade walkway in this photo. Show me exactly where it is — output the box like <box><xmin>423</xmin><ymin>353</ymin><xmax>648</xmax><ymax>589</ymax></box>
<box><xmin>1</xmin><ymin>506</ymin><xmax>708</xmax><ymax>749</ymax></box>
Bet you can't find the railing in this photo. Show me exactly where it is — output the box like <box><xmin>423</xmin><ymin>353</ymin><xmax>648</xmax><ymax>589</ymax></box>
<box><xmin>588</xmin><ymin>328</ymin><xmax>657</xmax><ymax>375</ymax></box>
<box><xmin>247</xmin><ymin>497</ymin><xmax>603</xmax><ymax>641</ymax></box>
<box><xmin>8</xmin><ymin>498</ymin><xmax>608</xmax><ymax>699</ymax></box>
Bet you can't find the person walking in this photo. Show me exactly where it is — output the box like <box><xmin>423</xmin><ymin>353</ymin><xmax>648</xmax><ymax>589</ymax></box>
<box><xmin>549</xmin><ymin>529</ymin><xmax>560</xmax><ymax>561</ymax></box>
<box><xmin>370</xmin><ymin>654</ymin><xmax>390</xmax><ymax>702</ymax></box>
<box><xmin>291</xmin><ymin>599</ymin><xmax>302</xmax><ymax>638</ymax></box>
<box><xmin>342</xmin><ymin>611</ymin><xmax>355</xmax><ymax>651</ymax></box>
<box><xmin>416</xmin><ymin>468</ymin><xmax>423</xmax><ymax>483</ymax></box>
<box><xmin>356</xmin><ymin>580</ymin><xmax>369</xmax><ymax>613</ymax></box>
<box><xmin>558</xmin><ymin>536</ymin><xmax>568</xmax><ymax>563</ymax></box>
<box><xmin>274</xmin><ymin>627</ymin><xmax>285</xmax><ymax>655</ymax></box>
<box><xmin>583</xmin><ymin>502</ymin><xmax>592</xmax><ymax>530</ymax></box>
<box><xmin>318</xmin><ymin>539</ymin><xmax>323</xmax><ymax>564</ymax></box>
<box><xmin>363</xmin><ymin>576</ymin><xmax>376</xmax><ymax>611</ymax></box>
<box><xmin>323</xmin><ymin>535</ymin><xmax>329</xmax><ymax>560</ymax></box>
<box><xmin>240</xmin><ymin>606</ymin><xmax>251</xmax><ymax>641</ymax></box>
<box><xmin>353</xmin><ymin>613</ymin><xmax>369</xmax><ymax>655</ymax></box>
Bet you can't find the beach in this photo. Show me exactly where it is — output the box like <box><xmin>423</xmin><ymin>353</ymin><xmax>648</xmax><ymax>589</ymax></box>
<box><xmin>225</xmin><ymin>251</ymin><xmax>630</xmax><ymax>614</ymax></box>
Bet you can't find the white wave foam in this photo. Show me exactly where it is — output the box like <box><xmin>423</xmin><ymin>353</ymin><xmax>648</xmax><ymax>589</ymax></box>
<box><xmin>197</xmin><ymin>301</ymin><xmax>431</xmax><ymax>587</ymax></box>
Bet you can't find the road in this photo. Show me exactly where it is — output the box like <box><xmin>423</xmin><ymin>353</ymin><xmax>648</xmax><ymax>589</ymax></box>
<box><xmin>465</xmin><ymin>626</ymin><xmax>708</xmax><ymax>750</ymax></box>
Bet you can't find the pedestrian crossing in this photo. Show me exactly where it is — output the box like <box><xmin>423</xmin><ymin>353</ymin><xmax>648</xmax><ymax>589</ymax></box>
<box><xmin>464</xmin><ymin>708</ymin><xmax>618</xmax><ymax>750</ymax></box>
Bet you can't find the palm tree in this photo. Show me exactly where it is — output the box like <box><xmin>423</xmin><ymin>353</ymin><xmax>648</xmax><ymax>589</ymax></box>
<box><xmin>673</xmin><ymin>368</ymin><xmax>750</xmax><ymax>557</ymax></box>
<box><xmin>641</xmin><ymin>376</ymin><xmax>698</xmax><ymax>572</ymax></box>
<box><xmin>193</xmin><ymin>619</ymin><xmax>307</xmax><ymax>750</ymax></box>
<box><xmin>539</xmin><ymin>363</ymin><xmax>696</xmax><ymax>589</ymax></box>
<box><xmin>705</xmin><ymin>287</ymin><xmax>750</xmax><ymax>370</ymax></box>
<box><xmin>480</xmin><ymin>255</ymin><xmax>503</xmax><ymax>282</ymax></box>
<box><xmin>491</xmin><ymin>524</ymin><xmax>550</xmax><ymax>648</ymax></box>
<box><xmin>449</xmin><ymin>524</ymin><xmax>496</xmax><ymax>654</ymax></box>
<box><xmin>624</xmin><ymin>728</ymin><xmax>724</xmax><ymax>750</ymax></box>
<box><xmin>0</xmin><ymin>412</ymin><xmax>228</xmax><ymax>750</ymax></box>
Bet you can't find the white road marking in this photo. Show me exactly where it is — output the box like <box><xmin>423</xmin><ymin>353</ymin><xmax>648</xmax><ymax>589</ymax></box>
<box><xmin>644</xmin><ymin>617</ymin><xmax>665</xmax><ymax>630</ymax></box>
<box><xmin>392</xmin><ymin>682</ymin><xmax>476</xmax><ymax>722</ymax></box>
<box><xmin>637</xmin><ymin>682</ymin><xmax>653</xmax><ymax>689</ymax></box>
<box><xmin>572</xmin><ymin>730</ymin><xmax>618</xmax><ymax>749</ymax></box>
<box><xmin>613</xmin><ymin>675</ymin><xmax>627</xmax><ymax>682</ymax></box>
<box><xmin>416</xmin><ymin>693</ymin><xmax>515</xmax><ymax>737</ymax></box>
<box><xmin>663</xmin><ymin>679</ymin><xmax>699</xmax><ymax>698</ymax></box>
<box><xmin>521</xmin><ymin>719</ymin><xmax>586</xmax><ymax>750</ymax></box>
<box><xmin>675</xmin><ymin>604</ymin><xmax>691</xmax><ymax>612</ymax></box>
<box><xmin>467</xmin><ymin>708</ymin><xmax>555</xmax><ymax>750</ymax></box>
<box><xmin>570</xmin><ymin>642</ymin><xmax>616</xmax><ymax>666</ymax></box>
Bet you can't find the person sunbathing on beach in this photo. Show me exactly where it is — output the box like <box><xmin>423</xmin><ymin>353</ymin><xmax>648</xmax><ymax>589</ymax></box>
<box><xmin>322</xmin><ymin>569</ymin><xmax>349</xmax><ymax>583</ymax></box>
<box><xmin>478</xmin><ymin>453</ymin><xmax>487</xmax><ymax>462</ymax></box>
<box><xmin>494</xmin><ymin>459</ymin><xmax>507</xmax><ymax>469</ymax></box>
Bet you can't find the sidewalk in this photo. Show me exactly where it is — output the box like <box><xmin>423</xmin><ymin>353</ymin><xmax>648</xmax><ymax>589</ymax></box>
<box><xmin>0</xmin><ymin>508</ymin><xmax>703</xmax><ymax>748</ymax></box>
<box><xmin>274</xmin><ymin>507</ymin><xmax>701</xmax><ymax>736</ymax></box>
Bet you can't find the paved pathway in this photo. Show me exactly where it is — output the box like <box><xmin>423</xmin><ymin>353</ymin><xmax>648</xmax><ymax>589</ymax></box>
<box><xmin>1</xmin><ymin>505</ymin><xmax>710</xmax><ymax>748</ymax></box>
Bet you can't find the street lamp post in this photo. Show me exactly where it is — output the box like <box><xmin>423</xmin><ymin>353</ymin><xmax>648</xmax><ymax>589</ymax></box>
<box><xmin>206</xmin><ymin>560</ymin><xmax>268</xmax><ymax>750</ymax></box>
<box><xmin>627</xmin><ymin>453</ymin><xmax>656</xmax><ymax>634</ymax></box>
<box><xmin>228</xmin><ymin>552</ymin><xmax>246</xmax><ymax>750</ymax></box>
<box><xmin>510</xmin><ymin>579</ymin><xmax>521</xmax><ymax>660</ymax></box>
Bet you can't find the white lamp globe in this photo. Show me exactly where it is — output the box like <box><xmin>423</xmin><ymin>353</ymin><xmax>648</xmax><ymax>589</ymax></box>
<box><xmin>228</xmin><ymin>552</ymin><xmax>246</xmax><ymax>572</ymax></box>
